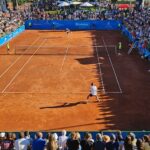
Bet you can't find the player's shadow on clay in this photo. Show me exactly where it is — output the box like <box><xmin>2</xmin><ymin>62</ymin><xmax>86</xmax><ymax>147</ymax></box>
<box><xmin>40</xmin><ymin>101</ymin><xmax>97</xmax><ymax>109</ymax></box>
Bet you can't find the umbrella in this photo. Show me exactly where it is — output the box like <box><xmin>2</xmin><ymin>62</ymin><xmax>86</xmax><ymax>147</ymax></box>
<box><xmin>118</xmin><ymin>4</ymin><xmax>130</xmax><ymax>9</ymax></box>
<box><xmin>70</xmin><ymin>1</ymin><xmax>81</xmax><ymax>10</ymax></box>
<box><xmin>70</xmin><ymin>1</ymin><xmax>81</xmax><ymax>5</ymax></box>
<box><xmin>58</xmin><ymin>2</ymin><xmax>70</xmax><ymax>7</ymax></box>
<box><xmin>80</xmin><ymin>2</ymin><xmax>93</xmax><ymax>7</ymax></box>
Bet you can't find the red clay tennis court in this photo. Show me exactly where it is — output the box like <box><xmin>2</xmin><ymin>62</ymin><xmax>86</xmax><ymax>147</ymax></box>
<box><xmin>0</xmin><ymin>30</ymin><xmax>150</xmax><ymax>131</ymax></box>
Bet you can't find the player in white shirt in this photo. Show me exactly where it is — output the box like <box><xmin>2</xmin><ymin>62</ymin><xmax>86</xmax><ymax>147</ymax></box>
<box><xmin>87</xmin><ymin>83</ymin><xmax>100</xmax><ymax>103</ymax></box>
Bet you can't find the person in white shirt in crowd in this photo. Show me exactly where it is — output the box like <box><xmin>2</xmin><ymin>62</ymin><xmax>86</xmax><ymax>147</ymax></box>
<box><xmin>24</xmin><ymin>131</ymin><xmax>33</xmax><ymax>145</ymax></box>
<box><xmin>14</xmin><ymin>132</ymin><xmax>31</xmax><ymax>150</ymax></box>
<box><xmin>53</xmin><ymin>133</ymin><xmax>58</xmax><ymax>142</ymax></box>
<box><xmin>58</xmin><ymin>130</ymin><xmax>68</xmax><ymax>150</ymax></box>
<box><xmin>87</xmin><ymin>83</ymin><xmax>100</xmax><ymax>103</ymax></box>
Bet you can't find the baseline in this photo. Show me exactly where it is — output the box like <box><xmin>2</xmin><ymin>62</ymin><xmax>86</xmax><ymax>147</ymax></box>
<box><xmin>2</xmin><ymin>91</ymin><xmax>122</xmax><ymax>94</ymax></box>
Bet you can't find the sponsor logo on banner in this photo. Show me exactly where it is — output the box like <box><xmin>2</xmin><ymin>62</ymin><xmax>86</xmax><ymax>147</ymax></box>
<box><xmin>75</xmin><ymin>23</ymin><xmax>89</xmax><ymax>27</ymax></box>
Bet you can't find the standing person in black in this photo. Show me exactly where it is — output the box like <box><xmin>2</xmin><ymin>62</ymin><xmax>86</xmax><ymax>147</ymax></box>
<box><xmin>93</xmin><ymin>133</ymin><xmax>105</xmax><ymax>150</ymax></box>
<box><xmin>124</xmin><ymin>135</ymin><xmax>133</xmax><ymax>150</ymax></box>
<box><xmin>66</xmin><ymin>132</ymin><xmax>80</xmax><ymax>150</ymax></box>
<box><xmin>80</xmin><ymin>132</ymin><xmax>94</xmax><ymax>150</ymax></box>
<box><xmin>116</xmin><ymin>131</ymin><xmax>125</xmax><ymax>150</ymax></box>
<box><xmin>105</xmin><ymin>134</ymin><xmax>119</xmax><ymax>150</ymax></box>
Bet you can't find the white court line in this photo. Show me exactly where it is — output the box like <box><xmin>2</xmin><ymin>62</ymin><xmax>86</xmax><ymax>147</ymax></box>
<box><xmin>2</xmin><ymin>91</ymin><xmax>89</xmax><ymax>94</ymax></box>
<box><xmin>94</xmin><ymin>41</ymin><xmax>106</xmax><ymax>94</ymax></box>
<box><xmin>59</xmin><ymin>34</ymin><xmax>70</xmax><ymax>72</ymax></box>
<box><xmin>1</xmin><ymin>91</ymin><xmax>122</xmax><ymax>94</ymax></box>
<box><xmin>0</xmin><ymin>37</ymin><xmax>40</xmax><ymax>80</ymax></box>
<box><xmin>2</xmin><ymin>39</ymin><xmax>46</xmax><ymax>93</ymax></box>
<box><xmin>105</xmin><ymin>91</ymin><xmax>122</xmax><ymax>94</ymax></box>
<box><xmin>102</xmin><ymin>37</ymin><xmax>123</xmax><ymax>93</ymax></box>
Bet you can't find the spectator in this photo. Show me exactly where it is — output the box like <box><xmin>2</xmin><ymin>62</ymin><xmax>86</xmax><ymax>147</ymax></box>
<box><xmin>53</xmin><ymin>133</ymin><xmax>58</xmax><ymax>142</ymax></box>
<box><xmin>93</xmin><ymin>133</ymin><xmax>105</xmax><ymax>150</ymax></box>
<box><xmin>14</xmin><ymin>132</ymin><xmax>31</xmax><ymax>150</ymax></box>
<box><xmin>105</xmin><ymin>134</ymin><xmax>119</xmax><ymax>150</ymax></box>
<box><xmin>103</xmin><ymin>135</ymin><xmax>110</xmax><ymax>143</ymax></box>
<box><xmin>32</xmin><ymin>132</ymin><xmax>46</xmax><ymax>150</ymax></box>
<box><xmin>58</xmin><ymin>130</ymin><xmax>68</xmax><ymax>150</ymax></box>
<box><xmin>80</xmin><ymin>132</ymin><xmax>94</xmax><ymax>150</ymax></box>
<box><xmin>116</xmin><ymin>131</ymin><xmax>125</xmax><ymax>150</ymax></box>
<box><xmin>136</xmin><ymin>139</ymin><xmax>144</xmax><ymax>150</ymax></box>
<box><xmin>124</xmin><ymin>135</ymin><xmax>133</xmax><ymax>150</ymax></box>
<box><xmin>12</xmin><ymin>133</ymin><xmax>17</xmax><ymax>141</ymax></box>
<box><xmin>24</xmin><ymin>131</ymin><xmax>33</xmax><ymax>145</ymax></box>
<box><xmin>46</xmin><ymin>134</ymin><xmax>58</xmax><ymax>150</ymax></box>
<box><xmin>0</xmin><ymin>132</ymin><xmax>6</xmax><ymax>149</ymax></box>
<box><xmin>66</xmin><ymin>132</ymin><xmax>80</xmax><ymax>150</ymax></box>
<box><xmin>76</xmin><ymin>132</ymin><xmax>81</xmax><ymax>150</ymax></box>
<box><xmin>130</xmin><ymin>132</ymin><xmax>138</xmax><ymax>150</ymax></box>
<box><xmin>142</xmin><ymin>135</ymin><xmax>150</xmax><ymax>150</ymax></box>
<box><xmin>45</xmin><ymin>133</ymin><xmax>52</xmax><ymax>145</ymax></box>
<box><xmin>0</xmin><ymin>132</ymin><xmax>14</xmax><ymax>150</ymax></box>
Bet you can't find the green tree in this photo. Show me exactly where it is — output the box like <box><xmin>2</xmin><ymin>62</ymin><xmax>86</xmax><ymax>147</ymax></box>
<box><xmin>111</xmin><ymin>0</ymin><xmax>118</xmax><ymax>3</ymax></box>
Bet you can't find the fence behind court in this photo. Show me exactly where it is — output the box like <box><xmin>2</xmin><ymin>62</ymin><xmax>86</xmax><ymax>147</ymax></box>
<box><xmin>25</xmin><ymin>20</ymin><xmax>122</xmax><ymax>30</ymax></box>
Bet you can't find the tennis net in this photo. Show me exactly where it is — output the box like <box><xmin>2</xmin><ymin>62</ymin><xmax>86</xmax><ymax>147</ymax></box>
<box><xmin>14</xmin><ymin>45</ymin><xmax>100</xmax><ymax>56</ymax></box>
<box><xmin>12</xmin><ymin>45</ymin><xmax>117</xmax><ymax>56</ymax></box>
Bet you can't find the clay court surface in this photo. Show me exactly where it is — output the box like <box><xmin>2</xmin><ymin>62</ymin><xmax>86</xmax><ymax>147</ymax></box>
<box><xmin>0</xmin><ymin>30</ymin><xmax>150</xmax><ymax>131</ymax></box>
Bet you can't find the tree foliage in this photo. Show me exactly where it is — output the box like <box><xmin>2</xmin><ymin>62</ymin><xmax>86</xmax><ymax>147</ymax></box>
<box><xmin>111</xmin><ymin>0</ymin><xmax>118</xmax><ymax>3</ymax></box>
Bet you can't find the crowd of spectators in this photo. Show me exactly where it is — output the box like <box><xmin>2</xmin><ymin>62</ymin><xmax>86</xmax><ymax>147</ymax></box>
<box><xmin>0</xmin><ymin>1</ymin><xmax>150</xmax><ymax>55</ymax></box>
<box><xmin>123</xmin><ymin>8</ymin><xmax>150</xmax><ymax>55</ymax></box>
<box><xmin>27</xmin><ymin>1</ymin><xmax>124</xmax><ymax>20</ymax></box>
<box><xmin>0</xmin><ymin>130</ymin><xmax>150</xmax><ymax>150</ymax></box>
<box><xmin>0</xmin><ymin>10</ymin><xmax>24</xmax><ymax>38</ymax></box>
<box><xmin>0</xmin><ymin>1</ymin><xmax>128</xmax><ymax>37</ymax></box>
<box><xmin>0</xmin><ymin>1</ymin><xmax>117</xmax><ymax>37</ymax></box>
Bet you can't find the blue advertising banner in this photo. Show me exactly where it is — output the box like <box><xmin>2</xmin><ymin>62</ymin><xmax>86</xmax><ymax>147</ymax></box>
<box><xmin>25</xmin><ymin>20</ymin><xmax>122</xmax><ymax>30</ymax></box>
<box><xmin>0</xmin><ymin>25</ymin><xmax>25</xmax><ymax>46</ymax></box>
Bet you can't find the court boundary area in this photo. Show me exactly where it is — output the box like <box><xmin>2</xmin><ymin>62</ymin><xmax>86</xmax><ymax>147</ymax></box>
<box><xmin>0</xmin><ymin>37</ymin><xmax>40</xmax><ymax>80</ymax></box>
<box><xmin>0</xmin><ymin>36</ymin><xmax>123</xmax><ymax>95</ymax></box>
<box><xmin>102</xmin><ymin>37</ymin><xmax>123</xmax><ymax>94</ymax></box>
<box><xmin>0</xmin><ymin>38</ymin><xmax>47</xmax><ymax>93</ymax></box>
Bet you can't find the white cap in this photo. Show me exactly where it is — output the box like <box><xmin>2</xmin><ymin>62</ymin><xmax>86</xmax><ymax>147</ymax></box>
<box><xmin>53</xmin><ymin>133</ymin><xmax>58</xmax><ymax>140</ymax></box>
<box><xmin>0</xmin><ymin>132</ymin><xmax>5</xmax><ymax>138</ymax></box>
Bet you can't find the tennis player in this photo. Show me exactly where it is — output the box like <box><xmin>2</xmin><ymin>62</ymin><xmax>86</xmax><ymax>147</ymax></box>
<box><xmin>6</xmin><ymin>42</ymin><xmax>10</xmax><ymax>54</ymax></box>
<box><xmin>87</xmin><ymin>83</ymin><xmax>100</xmax><ymax>103</ymax></box>
<box><xmin>118</xmin><ymin>41</ymin><xmax>122</xmax><ymax>55</ymax></box>
<box><xmin>66</xmin><ymin>28</ymin><xmax>70</xmax><ymax>36</ymax></box>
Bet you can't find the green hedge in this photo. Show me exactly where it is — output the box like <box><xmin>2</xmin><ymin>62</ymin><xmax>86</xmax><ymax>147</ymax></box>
<box><xmin>7</xmin><ymin>0</ymin><xmax>30</xmax><ymax>5</ymax></box>
<box><xmin>117</xmin><ymin>1</ymin><xmax>135</xmax><ymax>4</ymax></box>
<box><xmin>18</xmin><ymin>0</ymin><xmax>29</xmax><ymax>5</ymax></box>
